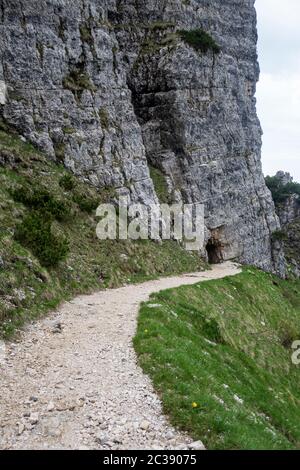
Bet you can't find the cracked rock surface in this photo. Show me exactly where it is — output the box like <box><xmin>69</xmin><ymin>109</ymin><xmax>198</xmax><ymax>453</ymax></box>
<box><xmin>0</xmin><ymin>0</ymin><xmax>285</xmax><ymax>274</ymax></box>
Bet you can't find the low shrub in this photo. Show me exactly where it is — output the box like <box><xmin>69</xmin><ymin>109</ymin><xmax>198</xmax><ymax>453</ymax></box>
<box><xmin>99</xmin><ymin>108</ymin><xmax>109</xmax><ymax>131</ymax></box>
<box><xmin>178</xmin><ymin>29</ymin><xmax>220</xmax><ymax>54</ymax></box>
<box><xmin>278</xmin><ymin>321</ymin><xmax>299</xmax><ymax>349</ymax></box>
<box><xmin>14</xmin><ymin>211</ymin><xmax>69</xmax><ymax>267</ymax></box>
<box><xmin>79</xmin><ymin>23</ymin><xmax>93</xmax><ymax>44</ymax></box>
<box><xmin>12</xmin><ymin>186</ymin><xmax>71</xmax><ymax>221</ymax></box>
<box><xmin>59</xmin><ymin>174</ymin><xmax>76</xmax><ymax>191</ymax></box>
<box><xmin>266</xmin><ymin>175</ymin><xmax>300</xmax><ymax>205</ymax></box>
<box><xmin>53</xmin><ymin>142</ymin><xmax>66</xmax><ymax>161</ymax></box>
<box><xmin>149</xmin><ymin>166</ymin><xmax>170</xmax><ymax>203</ymax></box>
<box><xmin>272</xmin><ymin>230</ymin><xmax>288</xmax><ymax>242</ymax></box>
<box><xmin>72</xmin><ymin>192</ymin><xmax>99</xmax><ymax>214</ymax></box>
<box><xmin>62</xmin><ymin>65</ymin><xmax>96</xmax><ymax>101</ymax></box>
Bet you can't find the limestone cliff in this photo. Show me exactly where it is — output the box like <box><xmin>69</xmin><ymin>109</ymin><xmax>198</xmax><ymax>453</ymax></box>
<box><xmin>267</xmin><ymin>172</ymin><xmax>300</xmax><ymax>277</ymax></box>
<box><xmin>0</xmin><ymin>0</ymin><xmax>285</xmax><ymax>274</ymax></box>
<box><xmin>273</xmin><ymin>172</ymin><xmax>300</xmax><ymax>227</ymax></box>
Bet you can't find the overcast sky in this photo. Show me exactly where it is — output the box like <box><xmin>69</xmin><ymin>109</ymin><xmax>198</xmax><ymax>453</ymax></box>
<box><xmin>256</xmin><ymin>0</ymin><xmax>300</xmax><ymax>182</ymax></box>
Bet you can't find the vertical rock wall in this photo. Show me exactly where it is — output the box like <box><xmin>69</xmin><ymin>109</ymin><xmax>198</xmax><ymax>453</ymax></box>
<box><xmin>0</xmin><ymin>0</ymin><xmax>285</xmax><ymax>274</ymax></box>
<box><xmin>0</xmin><ymin>0</ymin><xmax>157</xmax><ymax>204</ymax></box>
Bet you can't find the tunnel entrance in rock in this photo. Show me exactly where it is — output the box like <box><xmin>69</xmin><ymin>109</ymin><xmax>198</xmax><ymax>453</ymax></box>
<box><xmin>206</xmin><ymin>239</ymin><xmax>224</xmax><ymax>264</ymax></box>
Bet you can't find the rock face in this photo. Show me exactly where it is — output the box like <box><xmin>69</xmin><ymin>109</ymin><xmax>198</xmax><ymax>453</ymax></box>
<box><xmin>0</xmin><ymin>0</ymin><xmax>157</xmax><ymax>206</ymax></box>
<box><xmin>271</xmin><ymin>172</ymin><xmax>300</xmax><ymax>276</ymax></box>
<box><xmin>274</xmin><ymin>172</ymin><xmax>300</xmax><ymax>226</ymax></box>
<box><xmin>0</xmin><ymin>0</ymin><xmax>284</xmax><ymax>274</ymax></box>
<box><xmin>277</xmin><ymin>195</ymin><xmax>300</xmax><ymax>227</ymax></box>
<box><xmin>276</xmin><ymin>171</ymin><xmax>293</xmax><ymax>187</ymax></box>
<box><xmin>283</xmin><ymin>219</ymin><xmax>300</xmax><ymax>278</ymax></box>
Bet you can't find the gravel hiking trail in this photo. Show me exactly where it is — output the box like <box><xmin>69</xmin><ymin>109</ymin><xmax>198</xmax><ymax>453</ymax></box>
<box><xmin>0</xmin><ymin>261</ymin><xmax>241</xmax><ymax>450</ymax></box>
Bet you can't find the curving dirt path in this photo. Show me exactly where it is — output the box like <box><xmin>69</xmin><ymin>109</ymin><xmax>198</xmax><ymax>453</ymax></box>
<box><xmin>0</xmin><ymin>261</ymin><xmax>241</xmax><ymax>450</ymax></box>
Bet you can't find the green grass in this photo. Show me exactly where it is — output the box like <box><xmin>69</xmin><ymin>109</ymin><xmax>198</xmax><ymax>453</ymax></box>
<box><xmin>134</xmin><ymin>268</ymin><xmax>300</xmax><ymax>450</ymax></box>
<box><xmin>149</xmin><ymin>166</ymin><xmax>170</xmax><ymax>204</ymax></box>
<box><xmin>11</xmin><ymin>185</ymin><xmax>71</xmax><ymax>221</ymax></box>
<box><xmin>0</xmin><ymin>130</ymin><xmax>206</xmax><ymax>338</ymax></box>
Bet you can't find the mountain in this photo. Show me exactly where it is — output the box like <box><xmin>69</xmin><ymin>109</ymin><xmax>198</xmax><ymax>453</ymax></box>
<box><xmin>0</xmin><ymin>0</ymin><xmax>284</xmax><ymax>275</ymax></box>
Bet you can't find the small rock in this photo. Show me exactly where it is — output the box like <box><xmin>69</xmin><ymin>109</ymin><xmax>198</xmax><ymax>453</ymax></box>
<box><xmin>29</xmin><ymin>412</ymin><xmax>39</xmax><ymax>425</ymax></box>
<box><xmin>140</xmin><ymin>420</ymin><xmax>150</xmax><ymax>431</ymax></box>
<box><xmin>51</xmin><ymin>320</ymin><xmax>63</xmax><ymax>334</ymax></box>
<box><xmin>188</xmin><ymin>441</ymin><xmax>206</xmax><ymax>451</ymax></box>
<box><xmin>0</xmin><ymin>256</ymin><xmax>4</xmax><ymax>270</ymax></box>
<box><xmin>13</xmin><ymin>289</ymin><xmax>26</xmax><ymax>302</ymax></box>
<box><xmin>112</xmin><ymin>437</ymin><xmax>123</xmax><ymax>444</ymax></box>
<box><xmin>17</xmin><ymin>423</ymin><xmax>25</xmax><ymax>435</ymax></box>
<box><xmin>95</xmin><ymin>433</ymin><xmax>109</xmax><ymax>445</ymax></box>
<box><xmin>56</xmin><ymin>399</ymin><xmax>77</xmax><ymax>411</ymax></box>
<box><xmin>29</xmin><ymin>396</ymin><xmax>38</xmax><ymax>402</ymax></box>
<box><xmin>165</xmin><ymin>430</ymin><xmax>175</xmax><ymax>440</ymax></box>
<box><xmin>24</xmin><ymin>422</ymin><xmax>34</xmax><ymax>431</ymax></box>
<box><xmin>175</xmin><ymin>444</ymin><xmax>187</xmax><ymax>450</ymax></box>
<box><xmin>233</xmin><ymin>394</ymin><xmax>244</xmax><ymax>405</ymax></box>
<box><xmin>41</xmin><ymin>417</ymin><xmax>62</xmax><ymax>437</ymax></box>
<box><xmin>99</xmin><ymin>422</ymin><xmax>108</xmax><ymax>430</ymax></box>
<box><xmin>47</xmin><ymin>401</ymin><xmax>55</xmax><ymax>412</ymax></box>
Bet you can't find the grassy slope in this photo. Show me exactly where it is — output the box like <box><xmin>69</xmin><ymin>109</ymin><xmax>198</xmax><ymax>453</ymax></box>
<box><xmin>0</xmin><ymin>130</ymin><xmax>206</xmax><ymax>338</ymax></box>
<box><xmin>134</xmin><ymin>268</ymin><xmax>300</xmax><ymax>450</ymax></box>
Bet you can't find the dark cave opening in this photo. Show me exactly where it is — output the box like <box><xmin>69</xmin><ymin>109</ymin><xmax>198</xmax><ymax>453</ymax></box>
<box><xmin>206</xmin><ymin>239</ymin><xmax>224</xmax><ymax>264</ymax></box>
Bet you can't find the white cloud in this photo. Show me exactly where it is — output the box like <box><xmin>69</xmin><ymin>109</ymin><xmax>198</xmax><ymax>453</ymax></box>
<box><xmin>256</xmin><ymin>0</ymin><xmax>300</xmax><ymax>181</ymax></box>
<box><xmin>257</xmin><ymin>0</ymin><xmax>300</xmax><ymax>38</ymax></box>
<box><xmin>257</xmin><ymin>72</ymin><xmax>300</xmax><ymax>181</ymax></box>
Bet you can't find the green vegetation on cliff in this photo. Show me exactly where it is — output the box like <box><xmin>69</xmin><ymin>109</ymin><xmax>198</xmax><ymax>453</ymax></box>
<box><xmin>179</xmin><ymin>29</ymin><xmax>220</xmax><ymax>54</ymax></box>
<box><xmin>266</xmin><ymin>175</ymin><xmax>300</xmax><ymax>204</ymax></box>
<box><xmin>134</xmin><ymin>268</ymin><xmax>300</xmax><ymax>450</ymax></box>
<box><xmin>149</xmin><ymin>166</ymin><xmax>170</xmax><ymax>204</ymax></box>
<box><xmin>0</xmin><ymin>130</ymin><xmax>206</xmax><ymax>338</ymax></box>
<box><xmin>265</xmin><ymin>174</ymin><xmax>300</xmax><ymax>276</ymax></box>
